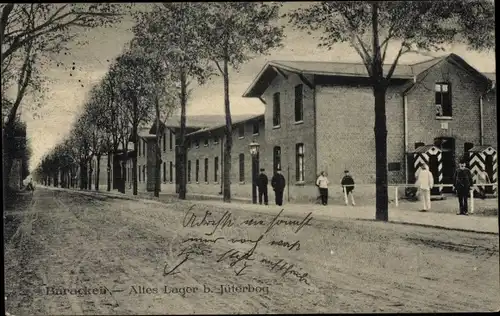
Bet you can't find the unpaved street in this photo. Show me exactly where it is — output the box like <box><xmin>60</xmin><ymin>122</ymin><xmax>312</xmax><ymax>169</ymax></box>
<box><xmin>4</xmin><ymin>188</ymin><xmax>499</xmax><ymax>314</ymax></box>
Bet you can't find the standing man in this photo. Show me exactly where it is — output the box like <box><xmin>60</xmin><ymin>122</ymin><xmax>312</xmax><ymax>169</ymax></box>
<box><xmin>316</xmin><ymin>171</ymin><xmax>330</xmax><ymax>205</ymax></box>
<box><xmin>341</xmin><ymin>170</ymin><xmax>356</xmax><ymax>206</ymax></box>
<box><xmin>453</xmin><ymin>161</ymin><xmax>474</xmax><ymax>215</ymax></box>
<box><xmin>257</xmin><ymin>168</ymin><xmax>269</xmax><ymax>205</ymax></box>
<box><xmin>271</xmin><ymin>168</ymin><xmax>286</xmax><ymax>206</ymax></box>
<box><xmin>416</xmin><ymin>164</ymin><xmax>434</xmax><ymax>212</ymax></box>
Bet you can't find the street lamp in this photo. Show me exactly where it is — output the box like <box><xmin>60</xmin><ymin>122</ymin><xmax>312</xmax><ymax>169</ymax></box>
<box><xmin>249</xmin><ymin>139</ymin><xmax>260</xmax><ymax>204</ymax></box>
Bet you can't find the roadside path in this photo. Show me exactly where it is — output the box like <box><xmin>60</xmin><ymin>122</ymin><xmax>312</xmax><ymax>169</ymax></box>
<box><xmin>41</xmin><ymin>186</ymin><xmax>499</xmax><ymax>234</ymax></box>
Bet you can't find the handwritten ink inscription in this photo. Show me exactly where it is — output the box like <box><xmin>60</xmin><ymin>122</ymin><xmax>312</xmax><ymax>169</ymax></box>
<box><xmin>164</xmin><ymin>205</ymin><xmax>314</xmax><ymax>286</ymax></box>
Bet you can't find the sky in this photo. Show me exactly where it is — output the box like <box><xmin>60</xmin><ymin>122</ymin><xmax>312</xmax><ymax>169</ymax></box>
<box><xmin>20</xmin><ymin>2</ymin><xmax>495</xmax><ymax>171</ymax></box>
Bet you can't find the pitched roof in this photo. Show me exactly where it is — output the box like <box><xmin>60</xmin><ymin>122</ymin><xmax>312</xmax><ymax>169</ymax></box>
<box><xmin>243</xmin><ymin>53</ymin><xmax>492</xmax><ymax>98</ymax></box>
<box><xmin>186</xmin><ymin>114</ymin><xmax>264</xmax><ymax>137</ymax></box>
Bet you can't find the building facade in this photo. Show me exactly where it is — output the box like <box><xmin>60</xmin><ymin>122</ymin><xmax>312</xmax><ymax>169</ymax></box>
<box><xmin>101</xmin><ymin>53</ymin><xmax>495</xmax><ymax>203</ymax></box>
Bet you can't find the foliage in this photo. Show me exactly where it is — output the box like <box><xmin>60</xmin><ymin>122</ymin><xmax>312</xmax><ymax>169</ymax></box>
<box><xmin>288</xmin><ymin>1</ymin><xmax>495</xmax><ymax>83</ymax></box>
<box><xmin>0</xmin><ymin>3</ymin><xmax>127</xmax><ymax>129</ymax></box>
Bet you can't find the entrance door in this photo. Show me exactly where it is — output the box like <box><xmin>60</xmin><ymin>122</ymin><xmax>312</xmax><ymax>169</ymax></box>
<box><xmin>434</xmin><ymin>137</ymin><xmax>455</xmax><ymax>193</ymax></box>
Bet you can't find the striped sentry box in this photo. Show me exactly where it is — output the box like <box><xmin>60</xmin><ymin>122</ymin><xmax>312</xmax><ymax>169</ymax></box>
<box><xmin>467</xmin><ymin>146</ymin><xmax>497</xmax><ymax>195</ymax></box>
<box><xmin>413</xmin><ymin>145</ymin><xmax>443</xmax><ymax>195</ymax></box>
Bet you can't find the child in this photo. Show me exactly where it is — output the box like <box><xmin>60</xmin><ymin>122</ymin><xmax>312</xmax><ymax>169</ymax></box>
<box><xmin>341</xmin><ymin>170</ymin><xmax>355</xmax><ymax>206</ymax></box>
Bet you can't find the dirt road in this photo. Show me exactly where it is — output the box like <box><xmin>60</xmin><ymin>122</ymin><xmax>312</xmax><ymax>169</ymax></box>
<box><xmin>4</xmin><ymin>188</ymin><xmax>499</xmax><ymax>314</ymax></box>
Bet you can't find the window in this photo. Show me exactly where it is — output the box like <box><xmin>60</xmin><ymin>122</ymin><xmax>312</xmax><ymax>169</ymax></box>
<box><xmin>296</xmin><ymin>143</ymin><xmax>305</xmax><ymax>182</ymax></box>
<box><xmin>214</xmin><ymin>157</ymin><xmax>219</xmax><ymax>182</ymax></box>
<box><xmin>163</xmin><ymin>162</ymin><xmax>166</xmax><ymax>182</ymax></box>
<box><xmin>169</xmin><ymin>131</ymin><xmax>173</xmax><ymax>151</ymax></box>
<box><xmin>163</xmin><ymin>132</ymin><xmax>166</xmax><ymax>152</ymax></box>
<box><xmin>138</xmin><ymin>165</ymin><xmax>141</xmax><ymax>181</ymax></box>
<box><xmin>195</xmin><ymin>139</ymin><xmax>199</xmax><ymax>148</ymax></box>
<box><xmin>253</xmin><ymin>121</ymin><xmax>259</xmax><ymax>135</ymax></box>
<box><xmin>204</xmin><ymin>138</ymin><xmax>209</xmax><ymax>147</ymax></box>
<box><xmin>273</xmin><ymin>146</ymin><xmax>281</xmax><ymax>174</ymax></box>
<box><xmin>204</xmin><ymin>158</ymin><xmax>209</xmax><ymax>182</ymax></box>
<box><xmin>187</xmin><ymin>160</ymin><xmax>191</xmax><ymax>182</ymax></box>
<box><xmin>273</xmin><ymin>92</ymin><xmax>281</xmax><ymax>127</ymax></box>
<box><xmin>214</xmin><ymin>137</ymin><xmax>219</xmax><ymax>145</ymax></box>
<box><xmin>142</xmin><ymin>165</ymin><xmax>146</xmax><ymax>182</ymax></box>
<box><xmin>239</xmin><ymin>154</ymin><xmax>245</xmax><ymax>182</ymax></box>
<box><xmin>195</xmin><ymin>159</ymin><xmax>199</xmax><ymax>182</ymax></box>
<box><xmin>388</xmin><ymin>162</ymin><xmax>401</xmax><ymax>171</ymax></box>
<box><xmin>238</xmin><ymin>125</ymin><xmax>245</xmax><ymax>139</ymax></box>
<box><xmin>169</xmin><ymin>162</ymin><xmax>173</xmax><ymax>182</ymax></box>
<box><xmin>138</xmin><ymin>141</ymin><xmax>141</xmax><ymax>156</ymax></box>
<box><xmin>435</xmin><ymin>82</ymin><xmax>452</xmax><ymax>117</ymax></box>
<box><xmin>295</xmin><ymin>84</ymin><xmax>304</xmax><ymax>122</ymax></box>
<box><xmin>142</xmin><ymin>140</ymin><xmax>146</xmax><ymax>156</ymax></box>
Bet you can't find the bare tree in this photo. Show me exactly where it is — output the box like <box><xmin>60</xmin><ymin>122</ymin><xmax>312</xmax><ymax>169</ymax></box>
<box><xmin>132</xmin><ymin>3</ymin><xmax>213</xmax><ymax>200</ymax></box>
<box><xmin>197</xmin><ymin>2</ymin><xmax>284</xmax><ymax>202</ymax></box>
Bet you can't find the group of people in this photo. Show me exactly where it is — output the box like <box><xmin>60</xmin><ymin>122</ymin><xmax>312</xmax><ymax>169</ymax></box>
<box><xmin>255</xmin><ymin>168</ymin><xmax>356</xmax><ymax>206</ymax></box>
<box><xmin>416</xmin><ymin>160</ymin><xmax>490</xmax><ymax>215</ymax></box>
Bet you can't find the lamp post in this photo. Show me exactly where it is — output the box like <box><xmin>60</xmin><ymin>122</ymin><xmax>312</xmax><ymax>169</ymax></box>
<box><xmin>249</xmin><ymin>139</ymin><xmax>260</xmax><ymax>204</ymax></box>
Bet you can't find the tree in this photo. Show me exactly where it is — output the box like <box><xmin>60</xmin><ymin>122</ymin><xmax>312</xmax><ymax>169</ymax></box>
<box><xmin>288</xmin><ymin>1</ymin><xmax>495</xmax><ymax>221</ymax></box>
<box><xmin>82</xmin><ymin>89</ymin><xmax>111</xmax><ymax>191</ymax></box>
<box><xmin>197</xmin><ymin>2</ymin><xmax>284</xmax><ymax>202</ymax></box>
<box><xmin>111</xmin><ymin>49</ymin><xmax>157</xmax><ymax>196</ymax></box>
<box><xmin>132</xmin><ymin>3</ymin><xmax>213</xmax><ymax>200</ymax></box>
<box><xmin>94</xmin><ymin>72</ymin><xmax>129</xmax><ymax>192</ymax></box>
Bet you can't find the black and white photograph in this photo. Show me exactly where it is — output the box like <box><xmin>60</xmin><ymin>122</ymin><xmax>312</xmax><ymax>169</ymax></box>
<box><xmin>2</xmin><ymin>1</ymin><xmax>498</xmax><ymax>314</ymax></box>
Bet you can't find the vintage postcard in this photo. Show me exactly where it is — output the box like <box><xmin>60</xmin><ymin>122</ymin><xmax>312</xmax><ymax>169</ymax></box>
<box><xmin>3</xmin><ymin>2</ymin><xmax>498</xmax><ymax>315</ymax></box>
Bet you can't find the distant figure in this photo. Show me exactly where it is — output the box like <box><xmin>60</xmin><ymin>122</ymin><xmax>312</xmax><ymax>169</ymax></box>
<box><xmin>475</xmin><ymin>169</ymin><xmax>490</xmax><ymax>199</ymax></box>
<box><xmin>271</xmin><ymin>168</ymin><xmax>286</xmax><ymax>206</ymax></box>
<box><xmin>453</xmin><ymin>161</ymin><xmax>474</xmax><ymax>215</ymax></box>
<box><xmin>316</xmin><ymin>171</ymin><xmax>330</xmax><ymax>205</ymax></box>
<box><xmin>416</xmin><ymin>164</ymin><xmax>434</xmax><ymax>212</ymax></box>
<box><xmin>257</xmin><ymin>168</ymin><xmax>269</xmax><ymax>205</ymax></box>
<box><xmin>26</xmin><ymin>176</ymin><xmax>35</xmax><ymax>192</ymax></box>
<box><xmin>341</xmin><ymin>170</ymin><xmax>356</xmax><ymax>206</ymax></box>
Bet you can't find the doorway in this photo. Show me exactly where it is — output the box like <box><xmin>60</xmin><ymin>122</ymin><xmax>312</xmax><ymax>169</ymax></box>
<box><xmin>434</xmin><ymin>137</ymin><xmax>455</xmax><ymax>193</ymax></box>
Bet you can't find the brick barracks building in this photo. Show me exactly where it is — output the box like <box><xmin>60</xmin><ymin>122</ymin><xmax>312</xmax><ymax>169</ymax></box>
<box><xmin>91</xmin><ymin>53</ymin><xmax>497</xmax><ymax>203</ymax></box>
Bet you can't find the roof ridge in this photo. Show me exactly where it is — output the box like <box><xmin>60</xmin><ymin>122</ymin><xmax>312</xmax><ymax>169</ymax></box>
<box><xmin>272</xmin><ymin>59</ymin><xmax>419</xmax><ymax>67</ymax></box>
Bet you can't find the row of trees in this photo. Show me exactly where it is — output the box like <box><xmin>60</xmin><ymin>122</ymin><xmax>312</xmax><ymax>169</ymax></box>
<box><xmin>33</xmin><ymin>2</ymin><xmax>493</xmax><ymax>221</ymax></box>
<box><xmin>1</xmin><ymin>3</ymin><xmax>126</xmax><ymax>191</ymax></box>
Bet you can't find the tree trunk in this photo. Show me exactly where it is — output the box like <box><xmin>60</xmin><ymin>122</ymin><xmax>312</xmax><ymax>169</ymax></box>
<box><xmin>178</xmin><ymin>70</ymin><xmax>188</xmax><ymax>200</ymax></box>
<box><xmin>154</xmin><ymin>98</ymin><xmax>161</xmax><ymax>198</ymax></box>
<box><xmin>222</xmin><ymin>53</ymin><xmax>232</xmax><ymax>202</ymax></box>
<box><xmin>107</xmin><ymin>152</ymin><xmax>112</xmax><ymax>191</ymax></box>
<box><xmin>371</xmin><ymin>2</ymin><xmax>389</xmax><ymax>222</ymax></box>
<box><xmin>88</xmin><ymin>161</ymin><xmax>93</xmax><ymax>190</ymax></box>
<box><xmin>95</xmin><ymin>155</ymin><xmax>101</xmax><ymax>191</ymax></box>
<box><xmin>374</xmin><ymin>84</ymin><xmax>389</xmax><ymax>221</ymax></box>
<box><xmin>132</xmin><ymin>127</ymin><xmax>138</xmax><ymax>196</ymax></box>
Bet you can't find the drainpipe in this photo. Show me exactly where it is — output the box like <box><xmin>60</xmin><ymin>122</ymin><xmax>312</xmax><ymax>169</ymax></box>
<box><xmin>220</xmin><ymin>133</ymin><xmax>223</xmax><ymax>194</ymax></box>
<box><xmin>403</xmin><ymin>93</ymin><xmax>409</xmax><ymax>184</ymax></box>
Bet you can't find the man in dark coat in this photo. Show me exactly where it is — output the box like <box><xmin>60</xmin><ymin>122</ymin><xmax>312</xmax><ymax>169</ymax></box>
<box><xmin>453</xmin><ymin>161</ymin><xmax>474</xmax><ymax>215</ymax></box>
<box><xmin>271</xmin><ymin>168</ymin><xmax>286</xmax><ymax>206</ymax></box>
<box><xmin>257</xmin><ymin>168</ymin><xmax>269</xmax><ymax>205</ymax></box>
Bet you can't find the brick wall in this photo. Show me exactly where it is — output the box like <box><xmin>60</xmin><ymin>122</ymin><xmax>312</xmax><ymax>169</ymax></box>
<box><xmin>259</xmin><ymin>72</ymin><xmax>317</xmax><ymax>202</ymax></box>
<box><xmin>406</xmin><ymin>59</ymin><xmax>489</xmax><ymax>165</ymax></box>
<box><xmin>315</xmin><ymin>84</ymin><xmax>405</xmax><ymax>185</ymax></box>
<box><xmin>184</xmin><ymin>116</ymin><xmax>266</xmax><ymax>199</ymax></box>
<box><xmin>482</xmin><ymin>88</ymin><xmax>497</xmax><ymax>147</ymax></box>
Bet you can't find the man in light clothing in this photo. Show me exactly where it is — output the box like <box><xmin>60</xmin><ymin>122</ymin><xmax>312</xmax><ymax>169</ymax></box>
<box><xmin>316</xmin><ymin>171</ymin><xmax>329</xmax><ymax>205</ymax></box>
<box><xmin>416</xmin><ymin>164</ymin><xmax>434</xmax><ymax>212</ymax></box>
